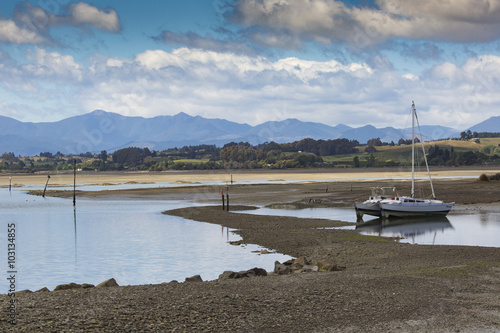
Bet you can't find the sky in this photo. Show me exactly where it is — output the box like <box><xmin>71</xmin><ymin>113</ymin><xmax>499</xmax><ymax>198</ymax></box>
<box><xmin>1</xmin><ymin>0</ymin><xmax>500</xmax><ymax>130</ymax></box>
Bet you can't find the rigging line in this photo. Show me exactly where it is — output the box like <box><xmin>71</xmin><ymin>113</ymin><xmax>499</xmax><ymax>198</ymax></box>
<box><xmin>414</xmin><ymin>107</ymin><xmax>436</xmax><ymax>199</ymax></box>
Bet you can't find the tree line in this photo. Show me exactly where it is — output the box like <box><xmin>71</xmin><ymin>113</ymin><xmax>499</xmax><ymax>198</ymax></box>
<box><xmin>1</xmin><ymin>134</ymin><xmax>499</xmax><ymax>172</ymax></box>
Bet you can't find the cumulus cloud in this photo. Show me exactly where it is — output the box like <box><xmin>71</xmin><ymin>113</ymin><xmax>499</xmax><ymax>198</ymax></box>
<box><xmin>227</xmin><ymin>0</ymin><xmax>500</xmax><ymax>49</ymax></box>
<box><xmin>0</xmin><ymin>2</ymin><xmax>121</xmax><ymax>45</ymax></box>
<box><xmin>0</xmin><ymin>18</ymin><xmax>46</xmax><ymax>44</ymax></box>
<box><xmin>25</xmin><ymin>48</ymin><xmax>83</xmax><ymax>81</ymax></box>
<box><xmin>68</xmin><ymin>2</ymin><xmax>121</xmax><ymax>33</ymax></box>
<box><xmin>2</xmin><ymin>46</ymin><xmax>499</xmax><ymax>129</ymax></box>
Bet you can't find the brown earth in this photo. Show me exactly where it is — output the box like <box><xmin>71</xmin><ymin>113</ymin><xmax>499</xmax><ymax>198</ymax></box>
<box><xmin>1</xmin><ymin>174</ymin><xmax>500</xmax><ymax>332</ymax></box>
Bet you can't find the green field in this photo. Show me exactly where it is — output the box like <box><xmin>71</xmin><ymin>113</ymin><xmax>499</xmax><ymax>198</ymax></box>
<box><xmin>323</xmin><ymin>138</ymin><xmax>498</xmax><ymax>164</ymax></box>
<box><xmin>172</xmin><ymin>158</ymin><xmax>210</xmax><ymax>164</ymax></box>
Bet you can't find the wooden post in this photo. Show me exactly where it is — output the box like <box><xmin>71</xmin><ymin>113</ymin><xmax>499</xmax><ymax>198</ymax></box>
<box><xmin>42</xmin><ymin>175</ymin><xmax>50</xmax><ymax>198</ymax></box>
<box><xmin>73</xmin><ymin>159</ymin><xmax>76</xmax><ymax>206</ymax></box>
<box><xmin>221</xmin><ymin>187</ymin><xmax>225</xmax><ymax>210</ymax></box>
<box><xmin>226</xmin><ymin>185</ymin><xmax>229</xmax><ymax>212</ymax></box>
<box><xmin>9</xmin><ymin>176</ymin><xmax>12</xmax><ymax>192</ymax></box>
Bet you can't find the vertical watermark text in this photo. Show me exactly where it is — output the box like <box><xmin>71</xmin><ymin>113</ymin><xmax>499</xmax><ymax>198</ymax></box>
<box><xmin>7</xmin><ymin>223</ymin><xmax>17</xmax><ymax>325</ymax></box>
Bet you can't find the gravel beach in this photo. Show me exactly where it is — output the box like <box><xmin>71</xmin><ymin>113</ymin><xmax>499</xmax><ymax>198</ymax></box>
<box><xmin>2</xmin><ymin>172</ymin><xmax>500</xmax><ymax>332</ymax></box>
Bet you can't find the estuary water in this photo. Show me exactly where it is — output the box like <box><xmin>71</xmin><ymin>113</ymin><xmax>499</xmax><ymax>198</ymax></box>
<box><xmin>2</xmin><ymin>182</ymin><xmax>499</xmax><ymax>293</ymax></box>
<box><xmin>242</xmin><ymin>207</ymin><xmax>500</xmax><ymax>247</ymax></box>
<box><xmin>0</xmin><ymin>188</ymin><xmax>291</xmax><ymax>292</ymax></box>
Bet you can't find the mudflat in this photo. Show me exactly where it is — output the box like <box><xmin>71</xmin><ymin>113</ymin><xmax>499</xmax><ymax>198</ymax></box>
<box><xmin>2</xmin><ymin>166</ymin><xmax>498</xmax><ymax>187</ymax></box>
<box><xmin>1</xmin><ymin>168</ymin><xmax>500</xmax><ymax>332</ymax></box>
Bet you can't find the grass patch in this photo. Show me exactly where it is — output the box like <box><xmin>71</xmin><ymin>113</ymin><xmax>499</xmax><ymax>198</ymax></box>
<box><xmin>172</xmin><ymin>158</ymin><xmax>210</xmax><ymax>164</ymax></box>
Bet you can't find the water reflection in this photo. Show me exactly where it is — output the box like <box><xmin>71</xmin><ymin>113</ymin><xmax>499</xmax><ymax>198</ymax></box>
<box><xmin>243</xmin><ymin>206</ymin><xmax>500</xmax><ymax>248</ymax></box>
<box><xmin>356</xmin><ymin>217</ymin><xmax>454</xmax><ymax>245</ymax></box>
<box><xmin>74</xmin><ymin>206</ymin><xmax>78</xmax><ymax>263</ymax></box>
<box><xmin>0</xmin><ymin>189</ymin><xmax>291</xmax><ymax>292</ymax></box>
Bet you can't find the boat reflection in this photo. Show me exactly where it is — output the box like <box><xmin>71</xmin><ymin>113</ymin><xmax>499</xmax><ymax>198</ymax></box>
<box><xmin>356</xmin><ymin>216</ymin><xmax>454</xmax><ymax>245</ymax></box>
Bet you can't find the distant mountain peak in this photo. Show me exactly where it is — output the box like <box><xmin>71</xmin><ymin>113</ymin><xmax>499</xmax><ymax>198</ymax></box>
<box><xmin>0</xmin><ymin>110</ymin><xmax>482</xmax><ymax>156</ymax></box>
<box><xmin>174</xmin><ymin>112</ymin><xmax>192</xmax><ymax>118</ymax></box>
<box><xmin>89</xmin><ymin>109</ymin><xmax>112</xmax><ymax>116</ymax></box>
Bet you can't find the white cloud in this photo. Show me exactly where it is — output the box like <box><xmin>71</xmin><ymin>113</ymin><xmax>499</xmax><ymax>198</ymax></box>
<box><xmin>80</xmin><ymin>48</ymin><xmax>500</xmax><ymax>128</ymax></box>
<box><xmin>135</xmin><ymin>49</ymin><xmax>187</xmax><ymax>70</ymax></box>
<box><xmin>0</xmin><ymin>2</ymin><xmax>121</xmax><ymax>46</ymax></box>
<box><xmin>2</xmin><ymin>47</ymin><xmax>499</xmax><ymax>129</ymax></box>
<box><xmin>69</xmin><ymin>2</ymin><xmax>121</xmax><ymax>33</ymax></box>
<box><xmin>0</xmin><ymin>18</ymin><xmax>46</xmax><ymax>44</ymax></box>
<box><xmin>25</xmin><ymin>48</ymin><xmax>83</xmax><ymax>81</ymax></box>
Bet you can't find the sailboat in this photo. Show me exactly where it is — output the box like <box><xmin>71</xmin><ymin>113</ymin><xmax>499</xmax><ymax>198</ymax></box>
<box><xmin>378</xmin><ymin>102</ymin><xmax>455</xmax><ymax>218</ymax></box>
<box><xmin>354</xmin><ymin>187</ymin><xmax>396</xmax><ymax>219</ymax></box>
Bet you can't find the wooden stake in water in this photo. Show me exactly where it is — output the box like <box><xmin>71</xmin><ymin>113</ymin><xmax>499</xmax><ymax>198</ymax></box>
<box><xmin>221</xmin><ymin>187</ymin><xmax>225</xmax><ymax>210</ymax></box>
<box><xmin>226</xmin><ymin>185</ymin><xmax>229</xmax><ymax>212</ymax></box>
<box><xmin>73</xmin><ymin>159</ymin><xmax>76</xmax><ymax>206</ymax></box>
<box><xmin>9</xmin><ymin>176</ymin><xmax>11</xmax><ymax>192</ymax></box>
<box><xmin>42</xmin><ymin>175</ymin><xmax>50</xmax><ymax>198</ymax></box>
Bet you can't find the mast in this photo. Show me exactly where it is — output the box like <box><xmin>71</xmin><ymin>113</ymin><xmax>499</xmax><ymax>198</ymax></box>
<box><xmin>411</xmin><ymin>101</ymin><xmax>415</xmax><ymax>197</ymax></box>
<box><xmin>414</xmin><ymin>106</ymin><xmax>436</xmax><ymax>199</ymax></box>
<box><xmin>411</xmin><ymin>101</ymin><xmax>437</xmax><ymax>200</ymax></box>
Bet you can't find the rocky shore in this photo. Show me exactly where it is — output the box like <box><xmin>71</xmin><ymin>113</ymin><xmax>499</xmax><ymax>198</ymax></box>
<box><xmin>2</xmin><ymin>177</ymin><xmax>500</xmax><ymax>332</ymax></box>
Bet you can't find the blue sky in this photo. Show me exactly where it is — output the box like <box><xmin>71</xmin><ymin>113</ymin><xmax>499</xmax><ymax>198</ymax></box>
<box><xmin>1</xmin><ymin>0</ymin><xmax>500</xmax><ymax>131</ymax></box>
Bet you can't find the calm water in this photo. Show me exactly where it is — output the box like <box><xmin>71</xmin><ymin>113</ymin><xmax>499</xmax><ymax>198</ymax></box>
<box><xmin>241</xmin><ymin>207</ymin><xmax>500</xmax><ymax>247</ymax></box>
<box><xmin>2</xmin><ymin>184</ymin><xmax>499</xmax><ymax>293</ymax></box>
<box><xmin>0</xmin><ymin>189</ymin><xmax>290</xmax><ymax>292</ymax></box>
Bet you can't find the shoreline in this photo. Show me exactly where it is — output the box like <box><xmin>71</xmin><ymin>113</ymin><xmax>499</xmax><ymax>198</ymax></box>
<box><xmin>2</xmin><ymin>171</ymin><xmax>500</xmax><ymax>331</ymax></box>
<box><xmin>2</xmin><ymin>166</ymin><xmax>499</xmax><ymax>187</ymax></box>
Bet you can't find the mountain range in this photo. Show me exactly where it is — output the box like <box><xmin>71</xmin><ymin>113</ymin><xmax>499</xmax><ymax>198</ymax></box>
<box><xmin>0</xmin><ymin>110</ymin><xmax>497</xmax><ymax>156</ymax></box>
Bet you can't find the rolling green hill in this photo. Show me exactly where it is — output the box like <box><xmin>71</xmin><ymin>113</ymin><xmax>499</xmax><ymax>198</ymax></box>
<box><xmin>323</xmin><ymin>138</ymin><xmax>500</xmax><ymax>166</ymax></box>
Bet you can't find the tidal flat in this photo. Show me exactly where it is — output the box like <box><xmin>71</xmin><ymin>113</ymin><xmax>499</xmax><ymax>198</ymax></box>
<box><xmin>1</xmin><ymin>168</ymin><xmax>500</xmax><ymax>332</ymax></box>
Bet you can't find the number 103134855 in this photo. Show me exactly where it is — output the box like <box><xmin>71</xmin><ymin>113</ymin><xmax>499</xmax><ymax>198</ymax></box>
<box><xmin>7</xmin><ymin>223</ymin><xmax>16</xmax><ymax>270</ymax></box>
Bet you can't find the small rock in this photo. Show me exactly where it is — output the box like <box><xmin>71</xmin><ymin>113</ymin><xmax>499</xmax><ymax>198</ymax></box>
<box><xmin>314</xmin><ymin>260</ymin><xmax>330</xmax><ymax>270</ymax></box>
<box><xmin>14</xmin><ymin>289</ymin><xmax>33</xmax><ymax>294</ymax></box>
<box><xmin>35</xmin><ymin>287</ymin><xmax>50</xmax><ymax>293</ymax></box>
<box><xmin>274</xmin><ymin>261</ymin><xmax>291</xmax><ymax>275</ymax></box>
<box><xmin>185</xmin><ymin>275</ymin><xmax>203</xmax><ymax>283</ymax></box>
<box><xmin>96</xmin><ymin>278</ymin><xmax>119</xmax><ymax>288</ymax></box>
<box><xmin>218</xmin><ymin>271</ymin><xmax>238</xmax><ymax>280</ymax></box>
<box><xmin>54</xmin><ymin>283</ymin><xmax>82</xmax><ymax>291</ymax></box>
<box><xmin>247</xmin><ymin>267</ymin><xmax>267</xmax><ymax>277</ymax></box>
<box><xmin>237</xmin><ymin>270</ymin><xmax>250</xmax><ymax>278</ymax></box>
<box><xmin>82</xmin><ymin>283</ymin><xmax>95</xmax><ymax>289</ymax></box>
<box><xmin>294</xmin><ymin>256</ymin><xmax>310</xmax><ymax>266</ymax></box>
<box><xmin>302</xmin><ymin>265</ymin><xmax>319</xmax><ymax>273</ymax></box>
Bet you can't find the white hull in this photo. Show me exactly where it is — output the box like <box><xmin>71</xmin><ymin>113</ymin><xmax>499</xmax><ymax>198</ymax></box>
<box><xmin>380</xmin><ymin>201</ymin><xmax>454</xmax><ymax>218</ymax></box>
<box><xmin>354</xmin><ymin>202</ymin><xmax>381</xmax><ymax>218</ymax></box>
<box><xmin>354</xmin><ymin>187</ymin><xmax>395</xmax><ymax>219</ymax></box>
